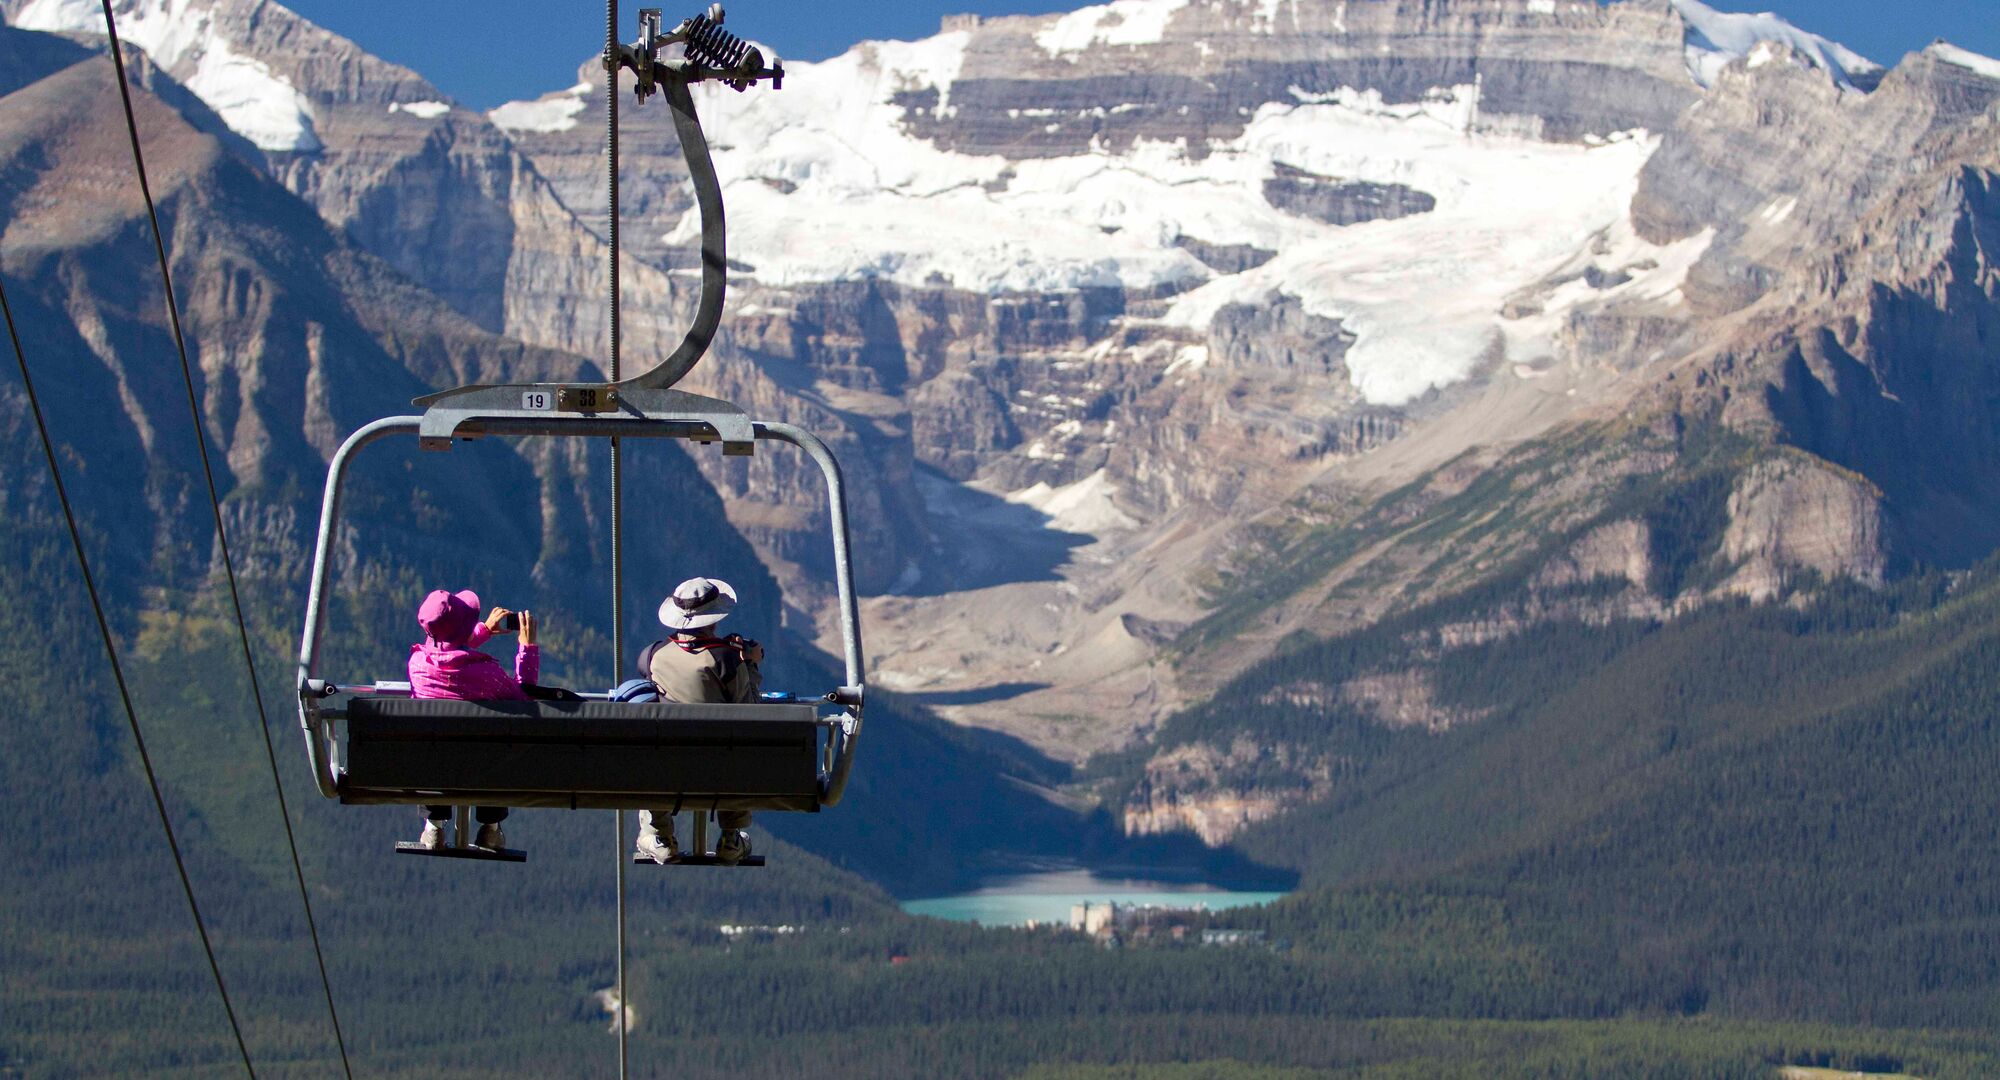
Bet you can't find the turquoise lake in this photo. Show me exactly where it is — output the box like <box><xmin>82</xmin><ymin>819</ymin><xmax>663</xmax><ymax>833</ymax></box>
<box><xmin>901</xmin><ymin>870</ymin><xmax>1289</xmax><ymax>927</ymax></box>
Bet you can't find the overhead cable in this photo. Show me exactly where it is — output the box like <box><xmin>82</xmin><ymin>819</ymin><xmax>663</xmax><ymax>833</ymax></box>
<box><xmin>96</xmin><ymin>4</ymin><xmax>354</xmax><ymax>1075</ymax></box>
<box><xmin>1</xmin><ymin>262</ymin><xmax>256</xmax><ymax>1078</ymax></box>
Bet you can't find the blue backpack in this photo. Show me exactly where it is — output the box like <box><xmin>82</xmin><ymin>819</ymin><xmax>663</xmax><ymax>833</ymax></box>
<box><xmin>609</xmin><ymin>677</ymin><xmax>660</xmax><ymax>703</ymax></box>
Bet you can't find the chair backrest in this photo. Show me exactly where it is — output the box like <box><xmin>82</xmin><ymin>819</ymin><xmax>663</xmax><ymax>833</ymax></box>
<box><xmin>339</xmin><ymin>697</ymin><xmax>824</xmax><ymax>813</ymax></box>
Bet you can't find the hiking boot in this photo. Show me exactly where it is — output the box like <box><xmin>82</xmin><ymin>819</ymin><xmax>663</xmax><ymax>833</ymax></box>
<box><xmin>635</xmin><ymin>822</ymin><xmax>679</xmax><ymax>865</ymax></box>
<box><xmin>419</xmin><ymin>819</ymin><xmax>450</xmax><ymax>849</ymax></box>
<box><xmin>714</xmin><ymin>829</ymin><xmax>751</xmax><ymax>866</ymax></box>
<box><xmin>473</xmin><ymin>822</ymin><xmax>507</xmax><ymax>850</ymax></box>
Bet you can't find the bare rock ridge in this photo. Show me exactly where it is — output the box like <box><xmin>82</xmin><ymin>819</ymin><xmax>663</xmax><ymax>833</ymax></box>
<box><xmin>1261</xmin><ymin>164</ymin><xmax>1437</xmax><ymax>227</ymax></box>
<box><xmin>900</xmin><ymin>0</ymin><xmax>1700</xmax><ymax>152</ymax></box>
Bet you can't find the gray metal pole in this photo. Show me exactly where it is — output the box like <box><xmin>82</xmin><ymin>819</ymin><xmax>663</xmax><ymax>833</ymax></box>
<box><xmin>606</xmin><ymin>4</ymin><xmax>629</xmax><ymax>1078</ymax></box>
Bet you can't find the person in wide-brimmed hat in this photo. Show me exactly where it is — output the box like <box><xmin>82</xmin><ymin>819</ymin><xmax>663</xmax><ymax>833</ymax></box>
<box><xmin>635</xmin><ymin>576</ymin><xmax>763</xmax><ymax>865</ymax></box>
<box><xmin>406</xmin><ymin>588</ymin><xmax>540</xmax><ymax>851</ymax></box>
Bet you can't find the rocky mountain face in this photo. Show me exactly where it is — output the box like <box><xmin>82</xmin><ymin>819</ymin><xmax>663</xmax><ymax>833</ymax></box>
<box><xmin>0</xmin><ymin>21</ymin><xmax>765</xmax><ymax>665</ymax></box>
<box><xmin>1636</xmin><ymin>47</ymin><xmax>2000</xmax><ymax>566</ymax></box>
<box><xmin>7</xmin><ymin>0</ymin><xmax>1999</xmax><ymax>854</ymax></box>
<box><xmin>1108</xmin><ymin>34</ymin><xmax>1999</xmax><ymax>844</ymax></box>
<box><xmin>0</xmin><ymin>21</ymin><xmax>1123</xmax><ymax>894</ymax></box>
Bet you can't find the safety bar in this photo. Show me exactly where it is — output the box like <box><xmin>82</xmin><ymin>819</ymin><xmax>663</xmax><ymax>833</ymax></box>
<box><xmin>294</xmin><ymin>415</ymin><xmax>865</xmax><ymax>804</ymax></box>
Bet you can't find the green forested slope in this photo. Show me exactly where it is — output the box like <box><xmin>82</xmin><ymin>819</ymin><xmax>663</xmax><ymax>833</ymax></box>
<box><xmin>14</xmin><ymin>482</ymin><xmax>2000</xmax><ymax>1076</ymax></box>
<box><xmin>1196</xmin><ymin>562</ymin><xmax>2000</xmax><ymax>1032</ymax></box>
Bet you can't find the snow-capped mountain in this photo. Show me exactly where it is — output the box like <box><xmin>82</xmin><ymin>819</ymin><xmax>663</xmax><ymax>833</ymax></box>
<box><xmin>1666</xmin><ymin>0</ymin><xmax>1882</xmax><ymax>89</ymax></box>
<box><xmin>13</xmin><ymin>0</ymin><xmax>324</xmax><ymax>148</ymax></box>
<box><xmin>7</xmin><ymin>0</ymin><xmax>2000</xmax><ymax>824</ymax></box>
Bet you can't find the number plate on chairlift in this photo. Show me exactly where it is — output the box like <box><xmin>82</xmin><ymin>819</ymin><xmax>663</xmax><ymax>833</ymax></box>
<box><xmin>559</xmin><ymin>386</ymin><xmax>619</xmax><ymax>412</ymax></box>
<box><xmin>521</xmin><ymin>387</ymin><xmax>620</xmax><ymax>413</ymax></box>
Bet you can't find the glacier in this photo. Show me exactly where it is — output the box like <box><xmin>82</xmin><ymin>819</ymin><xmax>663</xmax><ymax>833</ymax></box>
<box><xmin>656</xmin><ymin>42</ymin><xmax>1674</xmax><ymax>408</ymax></box>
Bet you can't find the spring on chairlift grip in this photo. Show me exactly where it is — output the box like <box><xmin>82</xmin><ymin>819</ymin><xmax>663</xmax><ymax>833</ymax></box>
<box><xmin>628</xmin><ymin>5</ymin><xmax>784</xmax><ymax>99</ymax></box>
<box><xmin>681</xmin><ymin>11</ymin><xmax>757</xmax><ymax>84</ymax></box>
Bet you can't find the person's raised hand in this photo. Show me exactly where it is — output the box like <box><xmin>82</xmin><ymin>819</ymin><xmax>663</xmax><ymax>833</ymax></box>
<box><xmin>519</xmin><ymin>610</ymin><xmax>538</xmax><ymax>646</ymax></box>
<box><xmin>484</xmin><ymin>607</ymin><xmax>514</xmax><ymax>633</ymax></box>
<box><xmin>745</xmin><ymin>639</ymin><xmax>764</xmax><ymax>664</ymax></box>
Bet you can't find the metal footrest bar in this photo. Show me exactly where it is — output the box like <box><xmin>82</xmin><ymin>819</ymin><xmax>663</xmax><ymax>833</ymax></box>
<box><xmin>629</xmin><ymin>853</ymin><xmax>765</xmax><ymax>867</ymax></box>
<box><xmin>395</xmin><ymin>842</ymin><xmax>527</xmax><ymax>863</ymax></box>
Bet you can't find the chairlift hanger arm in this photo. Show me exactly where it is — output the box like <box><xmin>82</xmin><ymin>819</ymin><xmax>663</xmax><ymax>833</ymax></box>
<box><xmin>414</xmin><ymin>5</ymin><xmax>781</xmax><ymax>427</ymax></box>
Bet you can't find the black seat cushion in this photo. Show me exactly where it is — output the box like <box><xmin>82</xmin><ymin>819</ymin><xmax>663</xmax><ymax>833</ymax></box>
<box><xmin>339</xmin><ymin>698</ymin><xmax>823</xmax><ymax>812</ymax></box>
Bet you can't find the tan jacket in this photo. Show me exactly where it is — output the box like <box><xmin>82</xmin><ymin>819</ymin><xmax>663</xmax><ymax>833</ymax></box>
<box><xmin>649</xmin><ymin>634</ymin><xmax>761</xmax><ymax>704</ymax></box>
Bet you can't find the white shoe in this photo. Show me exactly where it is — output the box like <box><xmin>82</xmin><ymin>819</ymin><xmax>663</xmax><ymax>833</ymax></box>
<box><xmin>473</xmin><ymin>823</ymin><xmax>506</xmax><ymax>849</ymax></box>
<box><xmin>714</xmin><ymin>829</ymin><xmax>751</xmax><ymax>866</ymax></box>
<box><xmin>419</xmin><ymin>819</ymin><xmax>449</xmax><ymax>849</ymax></box>
<box><xmin>635</xmin><ymin>824</ymin><xmax>679</xmax><ymax>865</ymax></box>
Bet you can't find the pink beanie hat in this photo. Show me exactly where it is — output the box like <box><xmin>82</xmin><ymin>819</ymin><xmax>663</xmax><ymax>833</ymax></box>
<box><xmin>417</xmin><ymin>588</ymin><xmax>481</xmax><ymax>644</ymax></box>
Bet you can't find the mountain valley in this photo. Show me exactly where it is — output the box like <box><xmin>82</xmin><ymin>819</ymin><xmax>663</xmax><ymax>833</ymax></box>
<box><xmin>5</xmin><ymin>0</ymin><xmax>2000</xmax><ymax>1074</ymax></box>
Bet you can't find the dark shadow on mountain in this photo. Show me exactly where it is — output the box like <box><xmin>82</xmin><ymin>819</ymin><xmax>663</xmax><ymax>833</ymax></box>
<box><xmin>910</xmin><ymin>681</ymin><xmax>1051</xmax><ymax>706</ymax></box>
<box><xmin>0</xmin><ymin>24</ymin><xmax>92</xmax><ymax>99</ymax></box>
<box><xmin>869</xmin><ymin>685</ymin><xmax>1075</xmax><ymax>789</ymax></box>
<box><xmin>898</xmin><ymin>464</ymin><xmax>1094</xmax><ymax>596</ymax></box>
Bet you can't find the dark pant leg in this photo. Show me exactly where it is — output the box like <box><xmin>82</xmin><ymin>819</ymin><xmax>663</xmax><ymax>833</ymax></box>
<box><xmin>425</xmin><ymin>805</ymin><xmax>451</xmax><ymax>821</ymax></box>
<box><xmin>475</xmin><ymin>806</ymin><xmax>509</xmax><ymax>824</ymax></box>
<box><xmin>718</xmin><ymin>809</ymin><xmax>751</xmax><ymax>831</ymax></box>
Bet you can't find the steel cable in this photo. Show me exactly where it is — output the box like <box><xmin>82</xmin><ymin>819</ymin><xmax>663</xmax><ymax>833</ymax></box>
<box><xmin>2</xmin><ymin>264</ymin><xmax>256</xmax><ymax>1077</ymax></box>
<box><xmin>97</xmin><ymin>5</ymin><xmax>354</xmax><ymax>1075</ymax></box>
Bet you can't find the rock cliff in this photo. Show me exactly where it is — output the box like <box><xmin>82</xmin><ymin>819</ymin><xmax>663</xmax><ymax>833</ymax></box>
<box><xmin>0</xmin><ymin>33</ymin><xmax>775</xmax><ymax>679</ymax></box>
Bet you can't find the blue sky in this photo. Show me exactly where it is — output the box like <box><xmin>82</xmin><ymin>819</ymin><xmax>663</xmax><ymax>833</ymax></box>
<box><xmin>282</xmin><ymin>0</ymin><xmax>2000</xmax><ymax>110</ymax></box>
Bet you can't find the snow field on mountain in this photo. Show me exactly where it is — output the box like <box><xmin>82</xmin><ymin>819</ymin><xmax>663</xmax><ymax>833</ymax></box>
<box><xmin>388</xmin><ymin>101</ymin><xmax>450</xmax><ymax>119</ymax></box>
<box><xmin>1498</xmin><ymin>216</ymin><xmax>1715</xmax><ymax>375</ymax></box>
<box><xmin>669</xmin><ymin>32</ymin><xmax>1207</xmax><ymax>294</ymax></box>
<box><xmin>490</xmin><ymin>81</ymin><xmax>590</xmax><ymax>134</ymax></box>
<box><xmin>184</xmin><ymin>36</ymin><xmax>320</xmax><ymax>149</ymax></box>
<box><xmin>1667</xmin><ymin>0</ymin><xmax>1880</xmax><ymax>89</ymax></box>
<box><xmin>15</xmin><ymin>0</ymin><xmax>321</xmax><ymax>151</ymax></box>
<box><xmin>661</xmin><ymin>32</ymin><xmax>1687</xmax><ymax>408</ymax></box>
<box><xmin>1036</xmin><ymin>0</ymin><xmax>1192</xmax><ymax>56</ymax></box>
<box><xmin>1157</xmin><ymin>97</ymin><xmax>1664</xmax><ymax>406</ymax></box>
<box><xmin>1928</xmin><ymin>42</ymin><xmax>2000</xmax><ymax>82</ymax></box>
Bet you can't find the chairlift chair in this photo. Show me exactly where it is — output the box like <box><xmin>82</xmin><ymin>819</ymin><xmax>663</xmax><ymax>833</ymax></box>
<box><xmin>294</xmin><ymin>7</ymin><xmax>860</xmax><ymax>864</ymax></box>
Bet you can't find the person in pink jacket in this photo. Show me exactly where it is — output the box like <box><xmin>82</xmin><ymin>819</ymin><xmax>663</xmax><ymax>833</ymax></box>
<box><xmin>407</xmin><ymin>588</ymin><xmax>540</xmax><ymax>850</ymax></box>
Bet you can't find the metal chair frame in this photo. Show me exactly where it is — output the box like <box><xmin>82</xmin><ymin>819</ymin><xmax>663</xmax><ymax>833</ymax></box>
<box><xmin>294</xmin><ymin>415</ymin><xmax>866</xmax><ymax>811</ymax></box>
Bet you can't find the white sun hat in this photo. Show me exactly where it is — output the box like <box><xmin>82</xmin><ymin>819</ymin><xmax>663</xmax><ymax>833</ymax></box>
<box><xmin>658</xmin><ymin>577</ymin><xmax>738</xmax><ymax>631</ymax></box>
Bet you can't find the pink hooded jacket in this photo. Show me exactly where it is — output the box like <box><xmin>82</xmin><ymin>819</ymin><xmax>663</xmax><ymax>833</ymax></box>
<box><xmin>407</xmin><ymin>589</ymin><xmax>538</xmax><ymax>700</ymax></box>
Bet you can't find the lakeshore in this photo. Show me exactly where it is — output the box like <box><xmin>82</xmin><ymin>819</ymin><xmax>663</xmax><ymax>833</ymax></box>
<box><xmin>901</xmin><ymin>869</ymin><xmax>1289</xmax><ymax>927</ymax></box>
